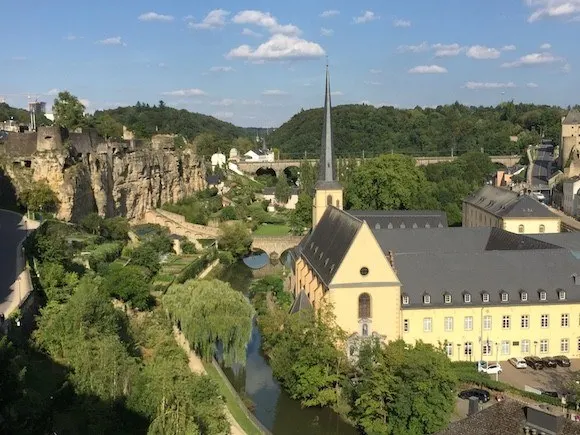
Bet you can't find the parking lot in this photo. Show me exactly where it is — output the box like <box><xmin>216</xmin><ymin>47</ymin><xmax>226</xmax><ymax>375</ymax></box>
<box><xmin>495</xmin><ymin>358</ymin><xmax>580</xmax><ymax>396</ymax></box>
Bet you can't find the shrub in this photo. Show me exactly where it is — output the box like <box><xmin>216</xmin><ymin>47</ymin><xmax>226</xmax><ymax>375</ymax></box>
<box><xmin>88</xmin><ymin>242</ymin><xmax>122</xmax><ymax>270</ymax></box>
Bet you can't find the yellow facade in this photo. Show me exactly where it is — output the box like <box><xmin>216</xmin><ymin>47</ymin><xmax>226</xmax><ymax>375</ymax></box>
<box><xmin>312</xmin><ymin>187</ymin><xmax>344</xmax><ymax>227</ymax></box>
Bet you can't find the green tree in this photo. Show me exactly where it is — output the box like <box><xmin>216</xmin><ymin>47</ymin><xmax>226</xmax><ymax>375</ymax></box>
<box><xmin>130</xmin><ymin>243</ymin><xmax>161</xmax><ymax>275</ymax></box>
<box><xmin>93</xmin><ymin>113</ymin><xmax>123</xmax><ymax>139</ymax></box>
<box><xmin>274</xmin><ymin>174</ymin><xmax>291</xmax><ymax>204</ymax></box>
<box><xmin>298</xmin><ymin>160</ymin><xmax>317</xmax><ymax>195</ymax></box>
<box><xmin>20</xmin><ymin>181</ymin><xmax>59</xmax><ymax>213</ymax></box>
<box><xmin>53</xmin><ymin>91</ymin><xmax>86</xmax><ymax>131</ymax></box>
<box><xmin>102</xmin><ymin>263</ymin><xmax>153</xmax><ymax>310</ymax></box>
<box><xmin>163</xmin><ymin>279</ymin><xmax>254</xmax><ymax>365</ymax></box>
<box><xmin>81</xmin><ymin>212</ymin><xmax>104</xmax><ymax>235</ymax></box>
<box><xmin>217</xmin><ymin>222</ymin><xmax>252</xmax><ymax>259</ymax></box>
<box><xmin>102</xmin><ymin>216</ymin><xmax>130</xmax><ymax>241</ymax></box>
<box><xmin>289</xmin><ymin>193</ymin><xmax>312</xmax><ymax>234</ymax></box>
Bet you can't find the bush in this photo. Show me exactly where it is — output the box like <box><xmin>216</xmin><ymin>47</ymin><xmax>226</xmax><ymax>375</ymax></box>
<box><xmin>88</xmin><ymin>242</ymin><xmax>122</xmax><ymax>270</ymax></box>
<box><xmin>218</xmin><ymin>251</ymin><xmax>235</xmax><ymax>266</ymax></box>
<box><xmin>129</xmin><ymin>244</ymin><xmax>161</xmax><ymax>275</ymax></box>
<box><xmin>180</xmin><ymin>240</ymin><xmax>197</xmax><ymax>254</ymax></box>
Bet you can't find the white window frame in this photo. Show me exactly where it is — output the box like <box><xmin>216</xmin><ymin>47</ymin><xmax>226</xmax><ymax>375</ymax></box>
<box><xmin>482</xmin><ymin>342</ymin><xmax>492</xmax><ymax>356</ymax></box>
<box><xmin>464</xmin><ymin>341</ymin><xmax>473</xmax><ymax>356</ymax></box>
<box><xmin>540</xmin><ymin>339</ymin><xmax>549</xmax><ymax>354</ymax></box>
<box><xmin>483</xmin><ymin>315</ymin><xmax>492</xmax><ymax>331</ymax></box>
<box><xmin>445</xmin><ymin>342</ymin><xmax>453</xmax><ymax>357</ymax></box>
<box><xmin>403</xmin><ymin>319</ymin><xmax>409</xmax><ymax>333</ymax></box>
<box><xmin>402</xmin><ymin>295</ymin><xmax>409</xmax><ymax>305</ymax></box>
<box><xmin>423</xmin><ymin>294</ymin><xmax>431</xmax><ymax>304</ymax></box>
<box><xmin>562</xmin><ymin>313</ymin><xmax>569</xmax><ymax>328</ymax></box>
<box><xmin>561</xmin><ymin>338</ymin><xmax>569</xmax><ymax>353</ymax></box>
<box><xmin>521</xmin><ymin>339</ymin><xmax>530</xmax><ymax>353</ymax></box>
<box><xmin>559</xmin><ymin>290</ymin><xmax>566</xmax><ymax>301</ymax></box>
<box><xmin>444</xmin><ymin>316</ymin><xmax>454</xmax><ymax>332</ymax></box>
<box><xmin>501</xmin><ymin>340</ymin><xmax>510</xmax><ymax>355</ymax></box>
<box><xmin>520</xmin><ymin>292</ymin><xmax>528</xmax><ymax>302</ymax></box>
<box><xmin>423</xmin><ymin>317</ymin><xmax>432</xmax><ymax>332</ymax></box>
<box><xmin>521</xmin><ymin>314</ymin><xmax>529</xmax><ymax>329</ymax></box>
<box><xmin>502</xmin><ymin>315</ymin><xmax>511</xmax><ymax>329</ymax></box>
<box><xmin>482</xmin><ymin>292</ymin><xmax>490</xmax><ymax>303</ymax></box>
<box><xmin>463</xmin><ymin>293</ymin><xmax>471</xmax><ymax>303</ymax></box>
<box><xmin>501</xmin><ymin>292</ymin><xmax>509</xmax><ymax>302</ymax></box>
<box><xmin>444</xmin><ymin>294</ymin><xmax>452</xmax><ymax>304</ymax></box>
<box><xmin>540</xmin><ymin>291</ymin><xmax>547</xmax><ymax>301</ymax></box>
<box><xmin>464</xmin><ymin>316</ymin><xmax>473</xmax><ymax>331</ymax></box>
<box><xmin>541</xmin><ymin>314</ymin><xmax>549</xmax><ymax>328</ymax></box>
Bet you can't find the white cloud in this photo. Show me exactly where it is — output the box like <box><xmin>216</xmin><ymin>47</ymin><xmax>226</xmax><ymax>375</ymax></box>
<box><xmin>209</xmin><ymin>66</ymin><xmax>235</xmax><ymax>72</ymax></box>
<box><xmin>189</xmin><ymin>9</ymin><xmax>229</xmax><ymax>30</ymax></box>
<box><xmin>408</xmin><ymin>65</ymin><xmax>448</xmax><ymax>74</ymax></box>
<box><xmin>354</xmin><ymin>10</ymin><xmax>379</xmax><ymax>24</ymax></box>
<box><xmin>262</xmin><ymin>89</ymin><xmax>288</xmax><ymax>96</ymax></box>
<box><xmin>466</xmin><ymin>45</ymin><xmax>501</xmax><ymax>59</ymax></box>
<box><xmin>46</xmin><ymin>88</ymin><xmax>59</xmax><ymax>96</ymax></box>
<box><xmin>158</xmin><ymin>63</ymin><xmax>167</xmax><ymax>68</ymax></box>
<box><xmin>79</xmin><ymin>99</ymin><xmax>91</xmax><ymax>108</ymax></box>
<box><xmin>464</xmin><ymin>81</ymin><xmax>516</xmax><ymax>89</ymax></box>
<box><xmin>432</xmin><ymin>43</ymin><xmax>464</xmax><ymax>57</ymax></box>
<box><xmin>210</xmin><ymin>99</ymin><xmax>235</xmax><ymax>106</ymax></box>
<box><xmin>232</xmin><ymin>10</ymin><xmax>301</xmax><ymax>36</ymax></box>
<box><xmin>526</xmin><ymin>0</ymin><xmax>580</xmax><ymax>22</ymax></box>
<box><xmin>331</xmin><ymin>91</ymin><xmax>343</xmax><ymax>96</ymax></box>
<box><xmin>161</xmin><ymin>88</ymin><xmax>207</xmax><ymax>97</ymax></box>
<box><xmin>501</xmin><ymin>52</ymin><xmax>564</xmax><ymax>67</ymax></box>
<box><xmin>96</xmin><ymin>36</ymin><xmax>126</xmax><ymax>46</ymax></box>
<box><xmin>540</xmin><ymin>42</ymin><xmax>552</xmax><ymax>49</ymax></box>
<box><xmin>240</xmin><ymin>99</ymin><xmax>262</xmax><ymax>105</ymax></box>
<box><xmin>320</xmin><ymin>10</ymin><xmax>340</xmax><ymax>18</ymax></box>
<box><xmin>393</xmin><ymin>19</ymin><xmax>411</xmax><ymax>27</ymax></box>
<box><xmin>562</xmin><ymin>63</ymin><xmax>572</xmax><ymax>73</ymax></box>
<box><xmin>369</xmin><ymin>69</ymin><xmax>382</xmax><ymax>74</ymax></box>
<box><xmin>501</xmin><ymin>44</ymin><xmax>517</xmax><ymax>51</ymax></box>
<box><xmin>212</xmin><ymin>111</ymin><xmax>234</xmax><ymax>120</ymax></box>
<box><xmin>397</xmin><ymin>42</ymin><xmax>429</xmax><ymax>53</ymax></box>
<box><xmin>226</xmin><ymin>34</ymin><xmax>325</xmax><ymax>61</ymax></box>
<box><xmin>64</xmin><ymin>34</ymin><xmax>79</xmax><ymax>41</ymax></box>
<box><xmin>320</xmin><ymin>27</ymin><xmax>334</xmax><ymax>36</ymax></box>
<box><xmin>526</xmin><ymin>82</ymin><xmax>540</xmax><ymax>88</ymax></box>
<box><xmin>138</xmin><ymin>12</ymin><xmax>174</xmax><ymax>22</ymax></box>
<box><xmin>242</xmin><ymin>28</ymin><xmax>262</xmax><ymax>37</ymax></box>
<box><xmin>364</xmin><ymin>81</ymin><xmax>382</xmax><ymax>86</ymax></box>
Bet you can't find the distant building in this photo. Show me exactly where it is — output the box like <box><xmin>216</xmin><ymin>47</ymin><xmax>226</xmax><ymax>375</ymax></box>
<box><xmin>211</xmin><ymin>152</ymin><xmax>227</xmax><ymax>169</ymax></box>
<box><xmin>229</xmin><ymin>147</ymin><xmax>239</xmax><ymax>161</ymax></box>
<box><xmin>244</xmin><ymin>148</ymin><xmax>274</xmax><ymax>162</ymax></box>
<box><xmin>562</xmin><ymin>176</ymin><xmax>580</xmax><ymax>217</ymax></box>
<box><xmin>560</xmin><ymin>110</ymin><xmax>580</xmax><ymax>176</ymax></box>
<box><xmin>262</xmin><ymin>186</ymin><xmax>299</xmax><ymax>209</ymax></box>
<box><xmin>206</xmin><ymin>174</ymin><xmax>224</xmax><ymax>193</ymax></box>
<box><xmin>494</xmin><ymin>165</ymin><xmax>525</xmax><ymax>187</ymax></box>
<box><xmin>1</xmin><ymin>119</ymin><xmax>21</xmax><ymax>132</ymax></box>
<box><xmin>463</xmin><ymin>185</ymin><xmax>560</xmax><ymax>234</ymax></box>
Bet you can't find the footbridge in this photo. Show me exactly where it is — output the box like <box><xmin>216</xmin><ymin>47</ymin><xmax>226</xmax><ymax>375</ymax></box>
<box><xmin>251</xmin><ymin>235</ymin><xmax>302</xmax><ymax>256</ymax></box>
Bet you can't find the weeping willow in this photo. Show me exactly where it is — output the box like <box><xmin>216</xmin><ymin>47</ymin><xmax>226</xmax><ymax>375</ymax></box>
<box><xmin>163</xmin><ymin>279</ymin><xmax>254</xmax><ymax>366</ymax></box>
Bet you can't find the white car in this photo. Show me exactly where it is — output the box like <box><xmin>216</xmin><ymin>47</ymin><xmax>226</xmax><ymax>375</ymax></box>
<box><xmin>508</xmin><ymin>357</ymin><xmax>527</xmax><ymax>369</ymax></box>
<box><xmin>480</xmin><ymin>363</ymin><xmax>503</xmax><ymax>375</ymax></box>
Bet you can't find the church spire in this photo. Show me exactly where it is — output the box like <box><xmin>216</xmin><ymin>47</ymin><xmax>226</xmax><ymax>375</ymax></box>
<box><xmin>318</xmin><ymin>62</ymin><xmax>336</xmax><ymax>183</ymax></box>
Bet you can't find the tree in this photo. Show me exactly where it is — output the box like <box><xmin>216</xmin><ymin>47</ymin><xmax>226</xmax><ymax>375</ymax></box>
<box><xmin>102</xmin><ymin>263</ymin><xmax>153</xmax><ymax>310</ymax></box>
<box><xmin>20</xmin><ymin>181</ymin><xmax>59</xmax><ymax>213</ymax></box>
<box><xmin>289</xmin><ymin>193</ymin><xmax>312</xmax><ymax>234</ymax></box>
<box><xmin>347</xmin><ymin>155</ymin><xmax>427</xmax><ymax>210</ymax></box>
<box><xmin>81</xmin><ymin>212</ymin><xmax>104</xmax><ymax>235</ymax></box>
<box><xmin>162</xmin><ymin>279</ymin><xmax>254</xmax><ymax>365</ymax></box>
<box><xmin>274</xmin><ymin>174</ymin><xmax>291</xmax><ymax>204</ymax></box>
<box><xmin>130</xmin><ymin>243</ymin><xmax>161</xmax><ymax>275</ymax></box>
<box><xmin>217</xmin><ymin>222</ymin><xmax>252</xmax><ymax>259</ymax></box>
<box><xmin>53</xmin><ymin>91</ymin><xmax>86</xmax><ymax>131</ymax></box>
<box><xmin>93</xmin><ymin>113</ymin><xmax>123</xmax><ymax>139</ymax></box>
<box><xmin>298</xmin><ymin>160</ymin><xmax>317</xmax><ymax>195</ymax></box>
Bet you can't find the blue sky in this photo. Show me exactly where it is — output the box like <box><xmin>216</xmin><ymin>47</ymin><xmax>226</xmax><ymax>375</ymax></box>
<box><xmin>2</xmin><ymin>0</ymin><xmax>579</xmax><ymax>127</ymax></box>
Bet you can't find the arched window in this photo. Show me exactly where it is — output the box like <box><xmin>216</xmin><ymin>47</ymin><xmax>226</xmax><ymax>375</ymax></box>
<box><xmin>518</xmin><ymin>224</ymin><xmax>525</xmax><ymax>233</ymax></box>
<box><xmin>358</xmin><ymin>293</ymin><xmax>371</xmax><ymax>319</ymax></box>
<box><xmin>539</xmin><ymin>224</ymin><xmax>545</xmax><ymax>233</ymax></box>
<box><xmin>327</xmin><ymin>195</ymin><xmax>333</xmax><ymax>206</ymax></box>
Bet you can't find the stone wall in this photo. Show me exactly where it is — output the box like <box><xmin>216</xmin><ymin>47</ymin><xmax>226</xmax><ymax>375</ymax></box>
<box><xmin>139</xmin><ymin>209</ymin><xmax>220</xmax><ymax>238</ymax></box>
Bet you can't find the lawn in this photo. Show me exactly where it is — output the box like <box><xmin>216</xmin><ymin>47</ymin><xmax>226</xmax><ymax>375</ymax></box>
<box><xmin>253</xmin><ymin>224</ymin><xmax>291</xmax><ymax>236</ymax></box>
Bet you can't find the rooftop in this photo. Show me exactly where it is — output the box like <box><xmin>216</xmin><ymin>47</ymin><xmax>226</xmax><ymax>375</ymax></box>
<box><xmin>349</xmin><ymin>209</ymin><xmax>448</xmax><ymax>230</ymax></box>
<box><xmin>563</xmin><ymin>110</ymin><xmax>580</xmax><ymax>125</ymax></box>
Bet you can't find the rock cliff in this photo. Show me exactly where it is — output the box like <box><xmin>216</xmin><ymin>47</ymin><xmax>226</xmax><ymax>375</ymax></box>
<box><xmin>0</xmin><ymin>128</ymin><xmax>206</xmax><ymax>221</ymax></box>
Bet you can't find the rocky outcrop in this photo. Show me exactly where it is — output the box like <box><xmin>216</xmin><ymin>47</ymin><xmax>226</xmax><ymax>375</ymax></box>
<box><xmin>0</xmin><ymin>129</ymin><xmax>206</xmax><ymax>221</ymax></box>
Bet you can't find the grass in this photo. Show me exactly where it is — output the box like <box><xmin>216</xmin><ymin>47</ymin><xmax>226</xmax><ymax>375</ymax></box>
<box><xmin>202</xmin><ymin>360</ymin><xmax>264</xmax><ymax>435</ymax></box>
<box><xmin>253</xmin><ymin>224</ymin><xmax>291</xmax><ymax>236</ymax></box>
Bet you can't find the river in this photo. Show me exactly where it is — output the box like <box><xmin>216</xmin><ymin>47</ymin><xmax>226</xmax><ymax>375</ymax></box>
<box><xmin>215</xmin><ymin>261</ymin><xmax>359</xmax><ymax>435</ymax></box>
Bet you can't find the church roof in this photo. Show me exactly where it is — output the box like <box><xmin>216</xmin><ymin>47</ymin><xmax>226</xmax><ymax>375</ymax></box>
<box><xmin>300</xmin><ymin>207</ymin><xmax>362</xmax><ymax>286</ymax></box>
<box><xmin>464</xmin><ymin>185</ymin><xmax>557</xmax><ymax>219</ymax></box>
<box><xmin>289</xmin><ymin>290</ymin><xmax>313</xmax><ymax>314</ymax></box>
<box><xmin>349</xmin><ymin>210</ymin><xmax>448</xmax><ymax>230</ymax></box>
<box><xmin>562</xmin><ymin>110</ymin><xmax>580</xmax><ymax>125</ymax></box>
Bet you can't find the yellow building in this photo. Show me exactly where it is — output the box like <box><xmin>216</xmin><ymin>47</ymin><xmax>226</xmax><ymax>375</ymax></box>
<box><xmin>463</xmin><ymin>185</ymin><xmax>560</xmax><ymax>234</ymax></box>
<box><xmin>292</xmin><ymin>67</ymin><xmax>580</xmax><ymax>363</ymax></box>
<box><xmin>560</xmin><ymin>110</ymin><xmax>580</xmax><ymax>170</ymax></box>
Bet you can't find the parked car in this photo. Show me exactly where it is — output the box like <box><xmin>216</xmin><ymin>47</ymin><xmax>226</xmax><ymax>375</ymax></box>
<box><xmin>540</xmin><ymin>389</ymin><xmax>559</xmax><ymax>398</ymax></box>
<box><xmin>524</xmin><ymin>356</ymin><xmax>544</xmax><ymax>370</ymax></box>
<box><xmin>554</xmin><ymin>356</ymin><xmax>571</xmax><ymax>367</ymax></box>
<box><xmin>508</xmin><ymin>357</ymin><xmax>527</xmax><ymax>369</ymax></box>
<box><xmin>480</xmin><ymin>363</ymin><xmax>502</xmax><ymax>374</ymax></box>
<box><xmin>542</xmin><ymin>357</ymin><xmax>558</xmax><ymax>368</ymax></box>
<box><xmin>458</xmin><ymin>388</ymin><xmax>490</xmax><ymax>403</ymax></box>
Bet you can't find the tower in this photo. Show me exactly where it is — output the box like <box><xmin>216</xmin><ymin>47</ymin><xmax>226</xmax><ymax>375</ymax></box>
<box><xmin>312</xmin><ymin>64</ymin><xmax>343</xmax><ymax>227</ymax></box>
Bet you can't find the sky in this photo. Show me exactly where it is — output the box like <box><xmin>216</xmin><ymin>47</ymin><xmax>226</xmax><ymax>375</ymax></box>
<box><xmin>1</xmin><ymin>0</ymin><xmax>579</xmax><ymax>127</ymax></box>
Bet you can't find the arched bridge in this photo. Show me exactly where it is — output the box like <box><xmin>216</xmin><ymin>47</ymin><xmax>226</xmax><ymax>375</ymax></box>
<box><xmin>252</xmin><ymin>235</ymin><xmax>302</xmax><ymax>256</ymax></box>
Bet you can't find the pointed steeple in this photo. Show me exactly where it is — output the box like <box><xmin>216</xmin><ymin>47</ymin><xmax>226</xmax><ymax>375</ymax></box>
<box><xmin>317</xmin><ymin>63</ymin><xmax>339</xmax><ymax>186</ymax></box>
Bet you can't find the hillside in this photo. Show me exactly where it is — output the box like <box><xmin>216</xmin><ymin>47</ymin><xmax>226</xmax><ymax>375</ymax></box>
<box><xmin>0</xmin><ymin>102</ymin><xmax>35</xmax><ymax>124</ymax></box>
<box><xmin>268</xmin><ymin>102</ymin><xmax>566</xmax><ymax>158</ymax></box>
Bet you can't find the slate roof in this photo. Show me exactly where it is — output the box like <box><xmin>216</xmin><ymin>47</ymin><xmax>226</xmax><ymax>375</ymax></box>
<box><xmin>530</xmin><ymin>233</ymin><xmax>580</xmax><ymax>252</ymax></box>
<box><xmin>437</xmin><ymin>400</ymin><xmax>580</xmax><ymax>435</ymax></box>
<box><xmin>299</xmin><ymin>207</ymin><xmax>362</xmax><ymax>286</ymax></box>
<box><xmin>206</xmin><ymin>175</ymin><xmax>222</xmax><ymax>185</ymax></box>
<box><xmin>563</xmin><ymin>110</ymin><xmax>580</xmax><ymax>125</ymax></box>
<box><xmin>349</xmin><ymin>210</ymin><xmax>448</xmax><ymax>230</ymax></box>
<box><xmin>289</xmin><ymin>290</ymin><xmax>313</xmax><ymax>314</ymax></box>
<box><xmin>464</xmin><ymin>185</ymin><xmax>557</xmax><ymax>218</ymax></box>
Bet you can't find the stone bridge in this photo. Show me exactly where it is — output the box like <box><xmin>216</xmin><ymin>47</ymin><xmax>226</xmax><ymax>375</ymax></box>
<box><xmin>251</xmin><ymin>235</ymin><xmax>302</xmax><ymax>256</ymax></box>
<box><xmin>236</xmin><ymin>155</ymin><xmax>521</xmax><ymax>174</ymax></box>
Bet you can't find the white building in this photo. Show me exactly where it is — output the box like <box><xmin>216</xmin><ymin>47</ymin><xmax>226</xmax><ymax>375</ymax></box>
<box><xmin>244</xmin><ymin>148</ymin><xmax>274</xmax><ymax>162</ymax></box>
<box><xmin>211</xmin><ymin>152</ymin><xmax>227</xmax><ymax>169</ymax></box>
<box><xmin>563</xmin><ymin>177</ymin><xmax>580</xmax><ymax>217</ymax></box>
<box><xmin>262</xmin><ymin>187</ymin><xmax>299</xmax><ymax>209</ymax></box>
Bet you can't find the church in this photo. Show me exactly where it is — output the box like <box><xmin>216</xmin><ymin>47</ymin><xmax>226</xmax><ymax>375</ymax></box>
<box><xmin>291</xmin><ymin>67</ymin><xmax>580</xmax><ymax>362</ymax></box>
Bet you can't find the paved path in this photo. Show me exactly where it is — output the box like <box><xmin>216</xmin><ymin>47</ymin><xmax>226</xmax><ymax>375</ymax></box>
<box><xmin>0</xmin><ymin>210</ymin><xmax>36</xmax><ymax>317</ymax></box>
<box><xmin>530</xmin><ymin>144</ymin><xmax>553</xmax><ymax>189</ymax></box>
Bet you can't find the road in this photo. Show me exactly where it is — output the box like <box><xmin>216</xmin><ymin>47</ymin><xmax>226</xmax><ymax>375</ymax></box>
<box><xmin>0</xmin><ymin>210</ymin><xmax>31</xmax><ymax>316</ymax></box>
<box><xmin>530</xmin><ymin>144</ymin><xmax>553</xmax><ymax>189</ymax></box>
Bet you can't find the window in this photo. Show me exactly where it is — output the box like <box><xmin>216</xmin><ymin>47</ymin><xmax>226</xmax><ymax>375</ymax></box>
<box><xmin>577</xmin><ymin>337</ymin><xmax>580</xmax><ymax>351</ymax></box>
<box><xmin>463</xmin><ymin>293</ymin><xmax>471</xmax><ymax>303</ymax></box>
<box><xmin>541</xmin><ymin>314</ymin><xmax>549</xmax><ymax>328</ymax></box>
<box><xmin>518</xmin><ymin>224</ymin><xmax>525</xmax><ymax>233</ymax></box>
<box><xmin>483</xmin><ymin>315</ymin><xmax>492</xmax><ymax>331</ymax></box>
<box><xmin>539</xmin><ymin>224</ymin><xmax>545</xmax><ymax>233</ymax></box>
<box><xmin>520</xmin><ymin>291</ymin><xmax>528</xmax><ymax>302</ymax></box>
<box><xmin>562</xmin><ymin>314</ymin><xmax>569</xmax><ymax>327</ymax></box>
<box><xmin>423</xmin><ymin>294</ymin><xmax>431</xmax><ymax>304</ymax></box>
<box><xmin>444</xmin><ymin>317</ymin><xmax>454</xmax><ymax>332</ymax></box>
<box><xmin>482</xmin><ymin>292</ymin><xmax>490</xmax><ymax>303</ymax></box>
<box><xmin>561</xmin><ymin>339</ymin><xmax>569</xmax><ymax>353</ymax></box>
<box><xmin>445</xmin><ymin>342</ymin><xmax>453</xmax><ymax>357</ymax></box>
<box><xmin>402</xmin><ymin>295</ymin><xmax>409</xmax><ymax>305</ymax></box>
<box><xmin>423</xmin><ymin>317</ymin><xmax>432</xmax><ymax>332</ymax></box>
<box><xmin>501</xmin><ymin>292</ymin><xmax>509</xmax><ymax>302</ymax></box>
<box><xmin>362</xmin><ymin>323</ymin><xmax>369</xmax><ymax>337</ymax></box>
<box><xmin>502</xmin><ymin>315</ymin><xmax>511</xmax><ymax>329</ymax></box>
<box><xmin>360</xmin><ymin>267</ymin><xmax>369</xmax><ymax>276</ymax></box>
<box><xmin>444</xmin><ymin>293</ymin><xmax>452</xmax><ymax>304</ymax></box>
<box><xmin>464</xmin><ymin>316</ymin><xmax>473</xmax><ymax>331</ymax></box>
<box><xmin>403</xmin><ymin>319</ymin><xmax>409</xmax><ymax>333</ymax></box>
<box><xmin>358</xmin><ymin>293</ymin><xmax>371</xmax><ymax>319</ymax></box>
<box><xmin>540</xmin><ymin>291</ymin><xmax>547</xmax><ymax>301</ymax></box>
<box><xmin>521</xmin><ymin>339</ymin><xmax>530</xmax><ymax>353</ymax></box>
<box><xmin>521</xmin><ymin>314</ymin><xmax>529</xmax><ymax>329</ymax></box>
<box><xmin>559</xmin><ymin>290</ymin><xmax>566</xmax><ymax>301</ymax></box>
<box><xmin>482</xmin><ymin>341</ymin><xmax>492</xmax><ymax>356</ymax></box>
<box><xmin>540</xmin><ymin>339</ymin><xmax>549</xmax><ymax>354</ymax></box>
<box><xmin>326</xmin><ymin>195</ymin><xmax>332</xmax><ymax>206</ymax></box>
<box><xmin>501</xmin><ymin>340</ymin><xmax>510</xmax><ymax>355</ymax></box>
<box><xmin>464</xmin><ymin>342</ymin><xmax>473</xmax><ymax>357</ymax></box>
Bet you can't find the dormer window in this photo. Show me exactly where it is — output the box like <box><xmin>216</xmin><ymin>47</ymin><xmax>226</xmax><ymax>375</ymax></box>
<box><xmin>402</xmin><ymin>295</ymin><xmax>409</xmax><ymax>305</ymax></box>
<box><xmin>444</xmin><ymin>293</ymin><xmax>452</xmax><ymax>304</ymax></box>
<box><xmin>463</xmin><ymin>293</ymin><xmax>471</xmax><ymax>303</ymax></box>
<box><xmin>540</xmin><ymin>290</ymin><xmax>547</xmax><ymax>301</ymax></box>
<box><xmin>482</xmin><ymin>292</ymin><xmax>490</xmax><ymax>303</ymax></box>
<box><xmin>423</xmin><ymin>294</ymin><xmax>431</xmax><ymax>305</ymax></box>
<box><xmin>324</xmin><ymin>258</ymin><xmax>329</xmax><ymax>267</ymax></box>
<box><xmin>559</xmin><ymin>290</ymin><xmax>566</xmax><ymax>301</ymax></box>
<box><xmin>520</xmin><ymin>291</ymin><xmax>528</xmax><ymax>302</ymax></box>
<box><xmin>501</xmin><ymin>292</ymin><xmax>509</xmax><ymax>302</ymax></box>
